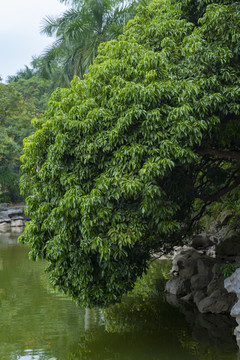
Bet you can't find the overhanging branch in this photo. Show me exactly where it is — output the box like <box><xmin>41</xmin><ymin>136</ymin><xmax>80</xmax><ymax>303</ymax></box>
<box><xmin>198</xmin><ymin>149</ymin><xmax>240</xmax><ymax>162</ymax></box>
<box><xmin>200</xmin><ymin>169</ymin><xmax>240</xmax><ymax>203</ymax></box>
<box><xmin>187</xmin><ymin>169</ymin><xmax>240</xmax><ymax>233</ymax></box>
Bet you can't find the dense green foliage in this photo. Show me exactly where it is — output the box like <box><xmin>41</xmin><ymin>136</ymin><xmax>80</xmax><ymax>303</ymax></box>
<box><xmin>0</xmin><ymin>76</ymin><xmax>51</xmax><ymax>202</ymax></box>
<box><xmin>1</xmin><ymin>0</ymin><xmax>140</xmax><ymax>202</ymax></box>
<box><xmin>20</xmin><ymin>0</ymin><xmax>240</xmax><ymax>307</ymax></box>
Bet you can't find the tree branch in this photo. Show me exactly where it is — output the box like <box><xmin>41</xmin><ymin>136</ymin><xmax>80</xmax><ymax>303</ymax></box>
<box><xmin>198</xmin><ymin>148</ymin><xmax>240</xmax><ymax>162</ymax></box>
<box><xmin>200</xmin><ymin>169</ymin><xmax>240</xmax><ymax>203</ymax></box>
<box><xmin>187</xmin><ymin>169</ymin><xmax>240</xmax><ymax>234</ymax></box>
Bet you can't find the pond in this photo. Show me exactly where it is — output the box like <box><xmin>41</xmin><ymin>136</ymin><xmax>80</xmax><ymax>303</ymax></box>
<box><xmin>0</xmin><ymin>229</ymin><xmax>239</xmax><ymax>360</ymax></box>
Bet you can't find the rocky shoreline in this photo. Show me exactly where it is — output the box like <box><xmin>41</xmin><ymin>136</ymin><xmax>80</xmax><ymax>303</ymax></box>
<box><xmin>165</xmin><ymin>246</ymin><xmax>237</xmax><ymax>314</ymax></box>
<box><xmin>0</xmin><ymin>203</ymin><xmax>29</xmax><ymax>230</ymax></box>
<box><xmin>164</xmin><ymin>215</ymin><xmax>240</xmax><ymax>347</ymax></box>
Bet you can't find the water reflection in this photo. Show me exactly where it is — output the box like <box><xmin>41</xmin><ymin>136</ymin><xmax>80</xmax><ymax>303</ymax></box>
<box><xmin>167</xmin><ymin>294</ymin><xmax>237</xmax><ymax>354</ymax></box>
<box><xmin>0</xmin><ymin>230</ymin><xmax>239</xmax><ymax>360</ymax></box>
<box><xmin>0</xmin><ymin>230</ymin><xmax>85</xmax><ymax>360</ymax></box>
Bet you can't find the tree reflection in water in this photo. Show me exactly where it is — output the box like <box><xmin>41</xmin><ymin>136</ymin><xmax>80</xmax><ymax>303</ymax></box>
<box><xmin>70</xmin><ymin>261</ymin><xmax>238</xmax><ymax>360</ymax></box>
<box><xmin>0</xmin><ymin>232</ymin><xmax>238</xmax><ymax>360</ymax></box>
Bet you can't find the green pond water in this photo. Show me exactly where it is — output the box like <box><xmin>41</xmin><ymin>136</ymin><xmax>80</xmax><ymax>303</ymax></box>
<box><xmin>0</xmin><ymin>230</ymin><xmax>239</xmax><ymax>360</ymax></box>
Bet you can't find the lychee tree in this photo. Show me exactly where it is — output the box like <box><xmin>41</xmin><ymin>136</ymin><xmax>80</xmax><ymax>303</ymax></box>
<box><xmin>20</xmin><ymin>0</ymin><xmax>240</xmax><ymax>307</ymax></box>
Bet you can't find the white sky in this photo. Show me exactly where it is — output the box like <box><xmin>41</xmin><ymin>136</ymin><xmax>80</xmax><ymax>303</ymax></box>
<box><xmin>0</xmin><ymin>0</ymin><xmax>68</xmax><ymax>82</ymax></box>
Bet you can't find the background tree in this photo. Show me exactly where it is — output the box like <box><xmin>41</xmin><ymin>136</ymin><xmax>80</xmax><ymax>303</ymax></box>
<box><xmin>20</xmin><ymin>0</ymin><xmax>240</xmax><ymax>307</ymax></box>
<box><xmin>0</xmin><ymin>73</ymin><xmax>52</xmax><ymax>202</ymax></box>
<box><xmin>40</xmin><ymin>0</ymin><xmax>144</xmax><ymax>86</ymax></box>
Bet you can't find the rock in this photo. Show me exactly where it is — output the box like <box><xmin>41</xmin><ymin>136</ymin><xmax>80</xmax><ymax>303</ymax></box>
<box><xmin>191</xmin><ymin>233</ymin><xmax>214</xmax><ymax>250</ymax></box>
<box><xmin>230</xmin><ymin>301</ymin><xmax>240</xmax><ymax>318</ymax></box>
<box><xmin>209</xmin><ymin>235</ymin><xmax>220</xmax><ymax>244</ymax></box>
<box><xmin>193</xmin><ymin>291</ymin><xmax>206</xmax><ymax>306</ymax></box>
<box><xmin>207</xmin><ymin>277</ymin><xmax>224</xmax><ymax>296</ymax></box>
<box><xmin>216</xmin><ymin>228</ymin><xmax>240</xmax><ymax>259</ymax></box>
<box><xmin>197</xmin><ymin>258</ymin><xmax>215</xmax><ymax>277</ymax></box>
<box><xmin>224</xmin><ymin>268</ymin><xmax>240</xmax><ymax>297</ymax></box>
<box><xmin>198</xmin><ymin>294</ymin><xmax>229</xmax><ymax>314</ymax></box>
<box><xmin>165</xmin><ymin>221</ymin><xmax>240</xmax><ymax>320</ymax></box>
<box><xmin>165</xmin><ymin>293</ymin><xmax>181</xmax><ymax>308</ymax></box>
<box><xmin>234</xmin><ymin>325</ymin><xmax>240</xmax><ymax>349</ymax></box>
<box><xmin>181</xmin><ymin>293</ymin><xmax>194</xmax><ymax>302</ymax></box>
<box><xmin>224</xmin><ymin>268</ymin><xmax>240</xmax><ymax>348</ymax></box>
<box><xmin>170</xmin><ymin>248</ymin><xmax>200</xmax><ymax>277</ymax></box>
<box><xmin>205</xmin><ymin>246</ymin><xmax>216</xmax><ymax>258</ymax></box>
<box><xmin>166</xmin><ymin>293</ymin><xmax>238</xmax><ymax>352</ymax></box>
<box><xmin>0</xmin><ymin>204</ymin><xmax>27</xmax><ymax>231</ymax></box>
<box><xmin>212</xmin><ymin>263</ymin><xmax>222</xmax><ymax>276</ymax></box>
<box><xmin>0</xmin><ymin>217</ymin><xmax>11</xmax><ymax>224</ymax></box>
<box><xmin>191</xmin><ymin>274</ymin><xmax>212</xmax><ymax>291</ymax></box>
<box><xmin>235</xmin><ymin>257</ymin><xmax>240</xmax><ymax>267</ymax></box>
<box><xmin>7</xmin><ymin>205</ymin><xmax>26</xmax><ymax>217</ymax></box>
<box><xmin>0</xmin><ymin>222</ymin><xmax>11</xmax><ymax>231</ymax></box>
<box><xmin>11</xmin><ymin>219</ymin><xmax>25</xmax><ymax>227</ymax></box>
<box><xmin>165</xmin><ymin>277</ymin><xmax>191</xmax><ymax>297</ymax></box>
<box><xmin>0</xmin><ymin>211</ymin><xmax>10</xmax><ymax>220</ymax></box>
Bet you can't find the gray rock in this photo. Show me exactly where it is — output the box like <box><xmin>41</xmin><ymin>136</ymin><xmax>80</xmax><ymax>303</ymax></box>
<box><xmin>0</xmin><ymin>217</ymin><xmax>11</xmax><ymax>224</ymax></box>
<box><xmin>0</xmin><ymin>222</ymin><xmax>11</xmax><ymax>231</ymax></box>
<box><xmin>191</xmin><ymin>274</ymin><xmax>211</xmax><ymax>291</ymax></box>
<box><xmin>197</xmin><ymin>291</ymin><xmax>236</xmax><ymax>314</ymax></box>
<box><xmin>165</xmin><ymin>277</ymin><xmax>191</xmax><ymax>297</ymax></box>
<box><xmin>181</xmin><ymin>293</ymin><xmax>194</xmax><ymax>302</ymax></box>
<box><xmin>0</xmin><ymin>205</ymin><xmax>27</xmax><ymax>231</ymax></box>
<box><xmin>7</xmin><ymin>205</ymin><xmax>26</xmax><ymax>217</ymax></box>
<box><xmin>11</xmin><ymin>219</ymin><xmax>25</xmax><ymax>227</ymax></box>
<box><xmin>216</xmin><ymin>228</ymin><xmax>240</xmax><ymax>259</ymax></box>
<box><xmin>207</xmin><ymin>277</ymin><xmax>224</xmax><ymax>296</ymax></box>
<box><xmin>171</xmin><ymin>249</ymin><xmax>201</xmax><ymax>277</ymax></box>
<box><xmin>197</xmin><ymin>258</ymin><xmax>215</xmax><ymax>277</ymax></box>
<box><xmin>230</xmin><ymin>301</ymin><xmax>240</xmax><ymax>318</ymax></box>
<box><xmin>224</xmin><ymin>268</ymin><xmax>240</xmax><ymax>297</ymax></box>
<box><xmin>212</xmin><ymin>263</ymin><xmax>222</xmax><ymax>276</ymax></box>
<box><xmin>165</xmin><ymin>293</ymin><xmax>237</xmax><ymax>352</ymax></box>
<box><xmin>193</xmin><ymin>291</ymin><xmax>206</xmax><ymax>306</ymax></box>
<box><xmin>191</xmin><ymin>233</ymin><xmax>214</xmax><ymax>250</ymax></box>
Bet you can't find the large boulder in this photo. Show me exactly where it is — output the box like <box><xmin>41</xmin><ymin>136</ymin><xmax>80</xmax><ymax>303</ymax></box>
<box><xmin>170</xmin><ymin>248</ymin><xmax>201</xmax><ymax>277</ymax></box>
<box><xmin>197</xmin><ymin>290</ymin><xmax>236</xmax><ymax>314</ymax></box>
<box><xmin>191</xmin><ymin>233</ymin><xmax>214</xmax><ymax>250</ymax></box>
<box><xmin>165</xmin><ymin>277</ymin><xmax>191</xmax><ymax>297</ymax></box>
<box><xmin>216</xmin><ymin>227</ymin><xmax>240</xmax><ymax>260</ymax></box>
<box><xmin>166</xmin><ymin>246</ymin><xmax>237</xmax><ymax>314</ymax></box>
<box><xmin>224</xmin><ymin>268</ymin><xmax>240</xmax><ymax>298</ymax></box>
<box><xmin>224</xmin><ymin>268</ymin><xmax>240</xmax><ymax>349</ymax></box>
<box><xmin>191</xmin><ymin>274</ymin><xmax>211</xmax><ymax>291</ymax></box>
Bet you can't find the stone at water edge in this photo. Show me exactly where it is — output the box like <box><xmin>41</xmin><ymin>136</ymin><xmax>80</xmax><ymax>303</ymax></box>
<box><xmin>224</xmin><ymin>268</ymin><xmax>240</xmax><ymax>298</ymax></box>
<box><xmin>165</xmin><ymin>277</ymin><xmax>191</xmax><ymax>297</ymax></box>
<box><xmin>224</xmin><ymin>268</ymin><xmax>240</xmax><ymax>348</ymax></box>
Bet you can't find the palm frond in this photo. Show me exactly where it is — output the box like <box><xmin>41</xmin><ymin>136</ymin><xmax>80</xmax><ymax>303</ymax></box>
<box><xmin>40</xmin><ymin>0</ymin><xmax>141</xmax><ymax>85</ymax></box>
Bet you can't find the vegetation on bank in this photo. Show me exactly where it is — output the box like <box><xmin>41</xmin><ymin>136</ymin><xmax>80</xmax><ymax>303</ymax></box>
<box><xmin>18</xmin><ymin>0</ymin><xmax>240</xmax><ymax>308</ymax></box>
<box><xmin>0</xmin><ymin>0</ymin><xmax>143</xmax><ymax>203</ymax></box>
<box><xmin>0</xmin><ymin>76</ymin><xmax>52</xmax><ymax>202</ymax></box>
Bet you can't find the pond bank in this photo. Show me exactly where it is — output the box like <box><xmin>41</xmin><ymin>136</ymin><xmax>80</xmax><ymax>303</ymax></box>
<box><xmin>0</xmin><ymin>203</ymin><xmax>28</xmax><ymax>230</ymax></box>
<box><xmin>165</xmin><ymin>215</ymin><xmax>240</xmax><ymax>348</ymax></box>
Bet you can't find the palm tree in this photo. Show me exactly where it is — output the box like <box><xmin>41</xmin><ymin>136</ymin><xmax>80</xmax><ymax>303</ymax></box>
<box><xmin>7</xmin><ymin>65</ymin><xmax>35</xmax><ymax>83</ymax></box>
<box><xmin>40</xmin><ymin>0</ymin><xmax>141</xmax><ymax>86</ymax></box>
